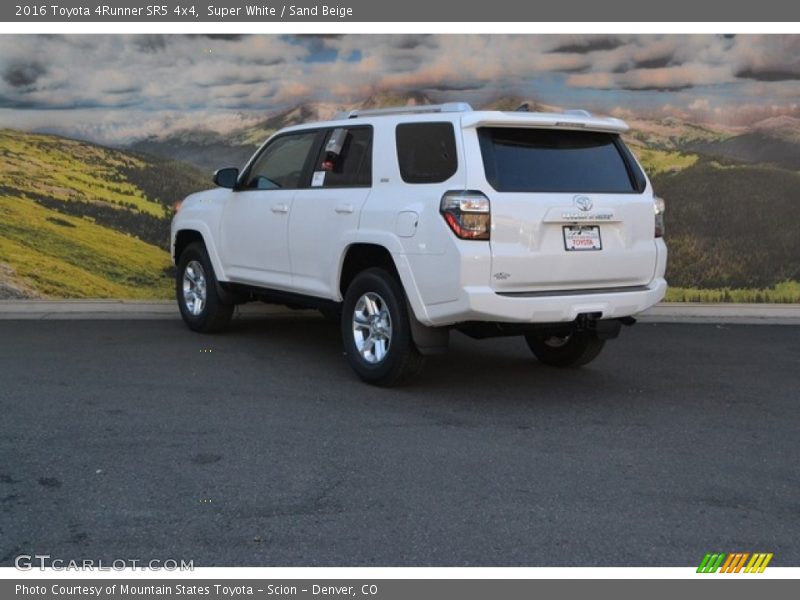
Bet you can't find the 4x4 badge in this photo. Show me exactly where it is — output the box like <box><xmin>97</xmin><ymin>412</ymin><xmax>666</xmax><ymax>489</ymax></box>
<box><xmin>574</xmin><ymin>195</ymin><xmax>593</xmax><ymax>211</ymax></box>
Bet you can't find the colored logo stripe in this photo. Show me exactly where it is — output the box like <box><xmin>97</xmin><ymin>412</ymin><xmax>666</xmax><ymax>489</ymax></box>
<box><xmin>697</xmin><ymin>553</ymin><xmax>726</xmax><ymax>573</ymax></box>
<box><xmin>720</xmin><ymin>553</ymin><xmax>749</xmax><ymax>573</ymax></box>
<box><xmin>697</xmin><ymin>552</ymin><xmax>773</xmax><ymax>573</ymax></box>
<box><xmin>745</xmin><ymin>553</ymin><xmax>773</xmax><ymax>573</ymax></box>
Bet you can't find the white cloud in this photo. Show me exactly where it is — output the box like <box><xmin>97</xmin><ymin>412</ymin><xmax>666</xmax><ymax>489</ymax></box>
<box><xmin>0</xmin><ymin>34</ymin><xmax>797</xmax><ymax>143</ymax></box>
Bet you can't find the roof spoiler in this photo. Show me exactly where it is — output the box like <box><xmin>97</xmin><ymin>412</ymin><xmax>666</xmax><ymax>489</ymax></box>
<box><xmin>461</xmin><ymin>110</ymin><xmax>629</xmax><ymax>133</ymax></box>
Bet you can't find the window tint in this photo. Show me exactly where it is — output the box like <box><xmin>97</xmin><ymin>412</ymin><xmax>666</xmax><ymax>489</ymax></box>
<box><xmin>396</xmin><ymin>122</ymin><xmax>457</xmax><ymax>184</ymax></box>
<box><xmin>245</xmin><ymin>131</ymin><xmax>317</xmax><ymax>190</ymax></box>
<box><xmin>478</xmin><ymin>128</ymin><xmax>641</xmax><ymax>193</ymax></box>
<box><xmin>316</xmin><ymin>127</ymin><xmax>372</xmax><ymax>188</ymax></box>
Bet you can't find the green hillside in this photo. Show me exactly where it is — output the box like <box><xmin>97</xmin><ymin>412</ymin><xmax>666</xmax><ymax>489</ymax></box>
<box><xmin>0</xmin><ymin>129</ymin><xmax>208</xmax><ymax>299</ymax></box>
<box><xmin>653</xmin><ymin>160</ymin><xmax>800</xmax><ymax>290</ymax></box>
<box><xmin>686</xmin><ymin>132</ymin><xmax>800</xmax><ymax>171</ymax></box>
<box><xmin>625</xmin><ymin>117</ymin><xmax>734</xmax><ymax>150</ymax></box>
<box><xmin>1</xmin><ymin>130</ymin><xmax>165</xmax><ymax>216</ymax></box>
<box><xmin>629</xmin><ymin>147</ymin><xmax>698</xmax><ymax>176</ymax></box>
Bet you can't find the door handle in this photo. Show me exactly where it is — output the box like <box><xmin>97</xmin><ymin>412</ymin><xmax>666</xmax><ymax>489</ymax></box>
<box><xmin>335</xmin><ymin>204</ymin><xmax>354</xmax><ymax>214</ymax></box>
<box><xmin>271</xmin><ymin>203</ymin><xmax>289</xmax><ymax>214</ymax></box>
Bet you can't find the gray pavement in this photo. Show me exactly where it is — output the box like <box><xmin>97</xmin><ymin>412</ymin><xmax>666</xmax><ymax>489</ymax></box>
<box><xmin>0</xmin><ymin>317</ymin><xmax>798</xmax><ymax>566</ymax></box>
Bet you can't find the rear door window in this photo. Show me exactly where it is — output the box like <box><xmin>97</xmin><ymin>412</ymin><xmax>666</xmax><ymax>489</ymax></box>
<box><xmin>314</xmin><ymin>127</ymin><xmax>373</xmax><ymax>188</ymax></box>
<box><xmin>478</xmin><ymin>127</ymin><xmax>643</xmax><ymax>193</ymax></box>
<box><xmin>396</xmin><ymin>122</ymin><xmax>458</xmax><ymax>184</ymax></box>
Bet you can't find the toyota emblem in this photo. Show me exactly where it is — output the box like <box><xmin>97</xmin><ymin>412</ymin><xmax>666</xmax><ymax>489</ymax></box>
<box><xmin>574</xmin><ymin>195</ymin><xmax>593</xmax><ymax>211</ymax></box>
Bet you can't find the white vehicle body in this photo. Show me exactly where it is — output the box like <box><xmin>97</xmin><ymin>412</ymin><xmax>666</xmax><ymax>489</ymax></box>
<box><xmin>172</xmin><ymin>103</ymin><xmax>667</xmax><ymax>384</ymax></box>
<box><xmin>172</xmin><ymin>104</ymin><xmax>666</xmax><ymax>328</ymax></box>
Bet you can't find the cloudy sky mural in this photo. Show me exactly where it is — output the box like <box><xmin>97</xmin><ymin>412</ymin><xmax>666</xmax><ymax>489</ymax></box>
<box><xmin>0</xmin><ymin>34</ymin><xmax>798</xmax><ymax>144</ymax></box>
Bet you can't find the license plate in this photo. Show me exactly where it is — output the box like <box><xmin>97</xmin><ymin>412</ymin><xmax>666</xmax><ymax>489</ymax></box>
<box><xmin>563</xmin><ymin>225</ymin><xmax>602</xmax><ymax>251</ymax></box>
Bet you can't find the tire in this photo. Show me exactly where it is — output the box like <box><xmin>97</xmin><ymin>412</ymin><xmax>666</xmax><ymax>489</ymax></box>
<box><xmin>176</xmin><ymin>242</ymin><xmax>234</xmax><ymax>333</ymax></box>
<box><xmin>341</xmin><ymin>268</ymin><xmax>424</xmax><ymax>386</ymax></box>
<box><xmin>524</xmin><ymin>330</ymin><xmax>605</xmax><ymax>368</ymax></box>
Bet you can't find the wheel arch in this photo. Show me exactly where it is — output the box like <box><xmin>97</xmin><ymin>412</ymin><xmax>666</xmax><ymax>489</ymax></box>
<box><xmin>337</xmin><ymin>242</ymin><xmax>432</xmax><ymax>326</ymax></box>
<box><xmin>172</xmin><ymin>223</ymin><xmax>227</xmax><ymax>283</ymax></box>
<box><xmin>173</xmin><ymin>229</ymin><xmax>204</xmax><ymax>264</ymax></box>
<box><xmin>338</xmin><ymin>243</ymin><xmax>397</xmax><ymax>297</ymax></box>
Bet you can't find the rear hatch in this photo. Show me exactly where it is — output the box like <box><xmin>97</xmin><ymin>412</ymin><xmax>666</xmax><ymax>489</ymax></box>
<box><xmin>475</xmin><ymin>125</ymin><xmax>656</xmax><ymax>293</ymax></box>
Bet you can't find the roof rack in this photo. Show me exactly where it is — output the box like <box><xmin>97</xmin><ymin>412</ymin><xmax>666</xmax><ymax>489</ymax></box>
<box><xmin>336</xmin><ymin>102</ymin><xmax>473</xmax><ymax>120</ymax></box>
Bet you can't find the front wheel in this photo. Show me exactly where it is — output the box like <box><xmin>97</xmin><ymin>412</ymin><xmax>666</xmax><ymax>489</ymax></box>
<box><xmin>176</xmin><ymin>242</ymin><xmax>234</xmax><ymax>333</ymax></box>
<box><xmin>341</xmin><ymin>268</ymin><xmax>424</xmax><ymax>386</ymax></box>
<box><xmin>524</xmin><ymin>330</ymin><xmax>605</xmax><ymax>368</ymax></box>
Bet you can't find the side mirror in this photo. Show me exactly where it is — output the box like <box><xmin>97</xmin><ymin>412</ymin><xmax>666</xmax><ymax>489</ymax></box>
<box><xmin>213</xmin><ymin>167</ymin><xmax>239</xmax><ymax>189</ymax></box>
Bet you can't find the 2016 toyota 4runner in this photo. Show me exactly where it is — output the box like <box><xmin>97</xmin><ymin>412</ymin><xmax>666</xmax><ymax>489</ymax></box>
<box><xmin>171</xmin><ymin>102</ymin><xmax>667</xmax><ymax>385</ymax></box>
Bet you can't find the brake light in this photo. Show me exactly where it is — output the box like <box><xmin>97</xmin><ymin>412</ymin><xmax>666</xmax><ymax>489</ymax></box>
<box><xmin>654</xmin><ymin>196</ymin><xmax>665</xmax><ymax>238</ymax></box>
<box><xmin>440</xmin><ymin>191</ymin><xmax>491</xmax><ymax>241</ymax></box>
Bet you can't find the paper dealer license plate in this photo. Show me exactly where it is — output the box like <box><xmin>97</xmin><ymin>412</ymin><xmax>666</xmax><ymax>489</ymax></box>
<box><xmin>563</xmin><ymin>225</ymin><xmax>602</xmax><ymax>251</ymax></box>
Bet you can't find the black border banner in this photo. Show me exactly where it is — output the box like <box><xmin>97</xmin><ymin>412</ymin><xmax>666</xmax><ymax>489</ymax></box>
<box><xmin>4</xmin><ymin>579</ymin><xmax>798</xmax><ymax>600</ymax></box>
<box><xmin>3</xmin><ymin>1</ymin><xmax>800</xmax><ymax>22</ymax></box>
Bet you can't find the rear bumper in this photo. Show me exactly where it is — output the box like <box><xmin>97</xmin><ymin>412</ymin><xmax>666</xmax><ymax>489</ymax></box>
<box><xmin>422</xmin><ymin>278</ymin><xmax>668</xmax><ymax>326</ymax></box>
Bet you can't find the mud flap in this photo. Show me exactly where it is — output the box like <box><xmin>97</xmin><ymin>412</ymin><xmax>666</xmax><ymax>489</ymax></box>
<box><xmin>407</xmin><ymin>302</ymin><xmax>449</xmax><ymax>355</ymax></box>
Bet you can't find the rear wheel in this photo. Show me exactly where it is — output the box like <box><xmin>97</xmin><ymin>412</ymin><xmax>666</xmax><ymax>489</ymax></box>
<box><xmin>341</xmin><ymin>268</ymin><xmax>424</xmax><ymax>386</ymax></box>
<box><xmin>524</xmin><ymin>330</ymin><xmax>605</xmax><ymax>368</ymax></box>
<box><xmin>176</xmin><ymin>242</ymin><xmax>234</xmax><ymax>333</ymax></box>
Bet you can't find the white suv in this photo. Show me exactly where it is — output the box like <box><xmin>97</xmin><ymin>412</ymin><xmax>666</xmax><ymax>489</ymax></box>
<box><xmin>171</xmin><ymin>102</ymin><xmax>667</xmax><ymax>385</ymax></box>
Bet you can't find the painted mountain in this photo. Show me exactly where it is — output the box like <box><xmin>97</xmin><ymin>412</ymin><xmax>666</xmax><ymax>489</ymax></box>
<box><xmin>129</xmin><ymin>93</ymin><xmax>437</xmax><ymax>171</ymax></box>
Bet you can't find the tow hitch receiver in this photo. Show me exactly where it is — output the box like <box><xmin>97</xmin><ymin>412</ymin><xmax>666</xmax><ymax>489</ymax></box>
<box><xmin>576</xmin><ymin>313</ymin><xmax>634</xmax><ymax>340</ymax></box>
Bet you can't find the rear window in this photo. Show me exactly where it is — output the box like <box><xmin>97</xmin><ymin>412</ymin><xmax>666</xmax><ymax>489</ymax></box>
<box><xmin>396</xmin><ymin>122</ymin><xmax>458</xmax><ymax>184</ymax></box>
<box><xmin>478</xmin><ymin>127</ymin><xmax>643</xmax><ymax>193</ymax></box>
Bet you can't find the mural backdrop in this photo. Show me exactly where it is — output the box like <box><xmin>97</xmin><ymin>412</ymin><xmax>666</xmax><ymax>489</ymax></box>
<box><xmin>1</xmin><ymin>34</ymin><xmax>799</xmax><ymax>301</ymax></box>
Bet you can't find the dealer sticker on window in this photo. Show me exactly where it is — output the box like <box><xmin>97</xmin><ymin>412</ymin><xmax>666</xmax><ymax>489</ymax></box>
<box><xmin>563</xmin><ymin>225</ymin><xmax>602</xmax><ymax>251</ymax></box>
<box><xmin>311</xmin><ymin>171</ymin><xmax>326</xmax><ymax>187</ymax></box>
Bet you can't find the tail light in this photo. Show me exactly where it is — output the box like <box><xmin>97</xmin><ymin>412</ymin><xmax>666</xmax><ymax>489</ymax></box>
<box><xmin>654</xmin><ymin>196</ymin><xmax>665</xmax><ymax>238</ymax></box>
<box><xmin>440</xmin><ymin>191</ymin><xmax>491</xmax><ymax>241</ymax></box>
